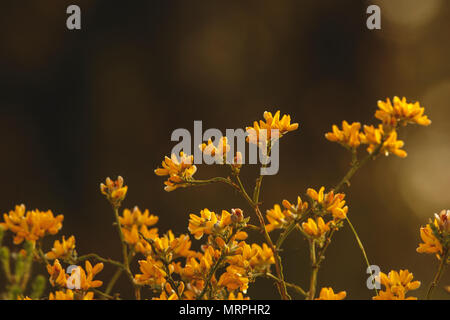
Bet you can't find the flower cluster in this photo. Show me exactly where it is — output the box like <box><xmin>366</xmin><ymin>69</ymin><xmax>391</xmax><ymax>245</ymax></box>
<box><xmin>154</xmin><ymin>152</ymin><xmax>197</xmax><ymax>191</ymax></box>
<box><xmin>307</xmin><ymin>186</ymin><xmax>348</xmax><ymax>220</ymax></box>
<box><xmin>372</xmin><ymin>269</ymin><xmax>420</xmax><ymax>300</ymax></box>
<box><xmin>1</xmin><ymin>101</ymin><xmax>442</xmax><ymax>301</ymax></box>
<box><xmin>0</xmin><ymin>204</ymin><xmax>63</xmax><ymax>245</ymax></box>
<box><xmin>45</xmin><ymin>235</ymin><xmax>76</xmax><ymax>260</ymax></box>
<box><xmin>133</xmin><ymin>207</ymin><xmax>274</xmax><ymax>300</ymax></box>
<box><xmin>265</xmin><ymin>197</ymin><xmax>308</xmax><ymax>232</ymax></box>
<box><xmin>100</xmin><ymin>176</ymin><xmax>128</xmax><ymax>208</ymax></box>
<box><xmin>325</xmin><ymin>96</ymin><xmax>431</xmax><ymax>158</ymax></box>
<box><xmin>119</xmin><ymin>206</ymin><xmax>159</xmax><ymax>255</ymax></box>
<box><xmin>375</xmin><ymin>96</ymin><xmax>431</xmax><ymax>127</ymax></box>
<box><xmin>417</xmin><ymin>210</ymin><xmax>450</xmax><ymax>260</ymax></box>
<box><xmin>315</xmin><ymin>287</ymin><xmax>346</xmax><ymax>300</ymax></box>
<box><xmin>246</xmin><ymin>110</ymin><xmax>299</xmax><ymax>145</ymax></box>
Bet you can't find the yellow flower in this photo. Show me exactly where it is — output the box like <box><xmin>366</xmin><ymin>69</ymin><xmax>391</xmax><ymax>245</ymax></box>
<box><xmin>434</xmin><ymin>209</ymin><xmax>450</xmax><ymax>233</ymax></box>
<box><xmin>218</xmin><ymin>265</ymin><xmax>249</xmax><ymax>293</ymax></box>
<box><xmin>380</xmin><ymin>130</ymin><xmax>407</xmax><ymax>158</ymax></box>
<box><xmin>307</xmin><ymin>187</ymin><xmax>348</xmax><ymax>220</ymax></box>
<box><xmin>302</xmin><ymin>218</ymin><xmax>330</xmax><ymax>238</ymax></box>
<box><xmin>325</xmin><ymin>121</ymin><xmax>361</xmax><ymax>148</ymax></box>
<box><xmin>200</xmin><ymin>137</ymin><xmax>231</xmax><ymax>163</ymax></box>
<box><xmin>1</xmin><ymin>204</ymin><xmax>64</xmax><ymax>244</ymax></box>
<box><xmin>416</xmin><ymin>220</ymin><xmax>443</xmax><ymax>256</ymax></box>
<box><xmin>282</xmin><ymin>196</ymin><xmax>309</xmax><ymax>214</ymax></box>
<box><xmin>265</xmin><ymin>197</ymin><xmax>308</xmax><ymax>232</ymax></box>
<box><xmin>134</xmin><ymin>256</ymin><xmax>168</xmax><ymax>286</ymax></box>
<box><xmin>154</xmin><ymin>152</ymin><xmax>197</xmax><ymax>191</ymax></box>
<box><xmin>49</xmin><ymin>289</ymin><xmax>94</xmax><ymax>300</ymax></box>
<box><xmin>188</xmin><ymin>209</ymin><xmax>232</xmax><ymax>240</ymax></box>
<box><xmin>100</xmin><ymin>176</ymin><xmax>128</xmax><ymax>207</ymax></box>
<box><xmin>228</xmin><ymin>242</ymin><xmax>275</xmax><ymax>273</ymax></box>
<box><xmin>246</xmin><ymin>110</ymin><xmax>298</xmax><ymax>145</ymax></box>
<box><xmin>375</xmin><ymin>96</ymin><xmax>431</xmax><ymax>127</ymax></box>
<box><xmin>265</xmin><ymin>204</ymin><xmax>295</xmax><ymax>232</ymax></box>
<box><xmin>228</xmin><ymin>292</ymin><xmax>250</xmax><ymax>300</ymax></box>
<box><xmin>47</xmin><ymin>259</ymin><xmax>68</xmax><ymax>287</ymax></box>
<box><xmin>182</xmin><ymin>246</ymin><xmax>220</xmax><ymax>281</ymax></box>
<box><xmin>49</xmin><ymin>290</ymin><xmax>75</xmax><ymax>300</ymax></box>
<box><xmin>372</xmin><ymin>269</ymin><xmax>420</xmax><ymax>300</ymax></box>
<box><xmin>119</xmin><ymin>206</ymin><xmax>158</xmax><ymax>228</ymax></box>
<box><xmin>45</xmin><ymin>235</ymin><xmax>76</xmax><ymax>260</ymax></box>
<box><xmin>359</xmin><ymin>124</ymin><xmax>383</xmax><ymax>146</ymax></box>
<box><xmin>73</xmin><ymin>261</ymin><xmax>104</xmax><ymax>290</ymax></box>
<box><xmin>152</xmin><ymin>230</ymin><xmax>195</xmax><ymax>258</ymax></box>
<box><xmin>315</xmin><ymin>287</ymin><xmax>346</xmax><ymax>300</ymax></box>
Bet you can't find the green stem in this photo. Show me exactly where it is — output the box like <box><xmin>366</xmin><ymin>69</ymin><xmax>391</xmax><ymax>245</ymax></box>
<box><xmin>345</xmin><ymin>216</ymin><xmax>378</xmax><ymax>295</ymax></box>
<box><xmin>76</xmin><ymin>253</ymin><xmax>124</xmax><ymax>269</ymax></box>
<box><xmin>426</xmin><ymin>248</ymin><xmax>449</xmax><ymax>300</ymax></box>
<box><xmin>307</xmin><ymin>240</ymin><xmax>318</xmax><ymax>300</ymax></box>
<box><xmin>105</xmin><ymin>268</ymin><xmax>123</xmax><ymax>295</ymax></box>
<box><xmin>264</xmin><ymin>273</ymin><xmax>307</xmax><ymax>297</ymax></box>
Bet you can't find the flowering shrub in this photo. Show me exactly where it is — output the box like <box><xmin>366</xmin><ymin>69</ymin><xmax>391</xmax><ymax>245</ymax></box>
<box><xmin>0</xmin><ymin>97</ymin><xmax>448</xmax><ymax>300</ymax></box>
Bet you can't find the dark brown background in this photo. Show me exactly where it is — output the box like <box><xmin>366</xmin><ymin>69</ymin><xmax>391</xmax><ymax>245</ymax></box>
<box><xmin>1</xmin><ymin>0</ymin><xmax>449</xmax><ymax>299</ymax></box>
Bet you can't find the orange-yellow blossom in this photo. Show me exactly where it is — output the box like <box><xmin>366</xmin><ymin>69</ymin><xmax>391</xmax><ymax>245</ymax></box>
<box><xmin>302</xmin><ymin>217</ymin><xmax>330</xmax><ymax>238</ymax></box>
<box><xmin>315</xmin><ymin>287</ymin><xmax>346</xmax><ymax>300</ymax></box>
<box><xmin>45</xmin><ymin>235</ymin><xmax>76</xmax><ymax>260</ymax></box>
<box><xmin>372</xmin><ymin>269</ymin><xmax>420</xmax><ymax>300</ymax></box>
<box><xmin>307</xmin><ymin>187</ymin><xmax>348</xmax><ymax>220</ymax></box>
<box><xmin>154</xmin><ymin>152</ymin><xmax>197</xmax><ymax>191</ymax></box>
<box><xmin>100</xmin><ymin>176</ymin><xmax>128</xmax><ymax>207</ymax></box>
<box><xmin>49</xmin><ymin>290</ymin><xmax>94</xmax><ymax>300</ymax></box>
<box><xmin>376</xmin><ymin>96</ymin><xmax>431</xmax><ymax>127</ymax></box>
<box><xmin>416</xmin><ymin>220</ymin><xmax>443</xmax><ymax>256</ymax></box>
<box><xmin>246</xmin><ymin>110</ymin><xmax>298</xmax><ymax>144</ymax></box>
<box><xmin>325</xmin><ymin>121</ymin><xmax>361</xmax><ymax>148</ymax></box>
<box><xmin>188</xmin><ymin>209</ymin><xmax>233</xmax><ymax>240</ymax></box>
<box><xmin>1</xmin><ymin>204</ymin><xmax>63</xmax><ymax>245</ymax></box>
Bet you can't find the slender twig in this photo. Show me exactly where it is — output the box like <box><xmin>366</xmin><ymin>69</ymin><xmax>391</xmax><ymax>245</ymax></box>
<box><xmin>264</xmin><ymin>273</ymin><xmax>308</xmax><ymax>297</ymax></box>
<box><xmin>111</xmin><ymin>206</ymin><xmax>140</xmax><ymax>299</ymax></box>
<box><xmin>92</xmin><ymin>288</ymin><xmax>119</xmax><ymax>300</ymax></box>
<box><xmin>426</xmin><ymin>248</ymin><xmax>449</xmax><ymax>300</ymax></box>
<box><xmin>196</xmin><ymin>229</ymin><xmax>238</xmax><ymax>300</ymax></box>
<box><xmin>307</xmin><ymin>239</ymin><xmax>318</xmax><ymax>300</ymax></box>
<box><xmin>105</xmin><ymin>268</ymin><xmax>123</xmax><ymax>295</ymax></box>
<box><xmin>76</xmin><ymin>253</ymin><xmax>124</xmax><ymax>269</ymax></box>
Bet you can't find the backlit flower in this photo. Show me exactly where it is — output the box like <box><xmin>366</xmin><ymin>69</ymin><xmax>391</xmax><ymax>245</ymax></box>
<box><xmin>307</xmin><ymin>187</ymin><xmax>348</xmax><ymax>220</ymax></box>
<box><xmin>200</xmin><ymin>137</ymin><xmax>231</xmax><ymax>163</ymax></box>
<box><xmin>119</xmin><ymin>206</ymin><xmax>158</xmax><ymax>228</ymax></box>
<box><xmin>134</xmin><ymin>256</ymin><xmax>168</xmax><ymax>286</ymax></box>
<box><xmin>45</xmin><ymin>235</ymin><xmax>76</xmax><ymax>260</ymax></box>
<box><xmin>417</xmin><ymin>220</ymin><xmax>444</xmax><ymax>257</ymax></box>
<box><xmin>49</xmin><ymin>289</ymin><xmax>94</xmax><ymax>300</ymax></box>
<box><xmin>1</xmin><ymin>204</ymin><xmax>64</xmax><ymax>244</ymax></box>
<box><xmin>218</xmin><ymin>265</ymin><xmax>249</xmax><ymax>293</ymax></box>
<box><xmin>100</xmin><ymin>176</ymin><xmax>128</xmax><ymax>208</ymax></box>
<box><xmin>325</xmin><ymin>121</ymin><xmax>361</xmax><ymax>148</ymax></box>
<box><xmin>154</xmin><ymin>152</ymin><xmax>197</xmax><ymax>192</ymax></box>
<box><xmin>228</xmin><ymin>292</ymin><xmax>250</xmax><ymax>300</ymax></box>
<box><xmin>302</xmin><ymin>217</ymin><xmax>330</xmax><ymax>238</ymax></box>
<box><xmin>372</xmin><ymin>269</ymin><xmax>420</xmax><ymax>300</ymax></box>
<box><xmin>375</xmin><ymin>96</ymin><xmax>431</xmax><ymax>127</ymax></box>
<box><xmin>188</xmin><ymin>209</ymin><xmax>232</xmax><ymax>240</ymax></box>
<box><xmin>246</xmin><ymin>110</ymin><xmax>298</xmax><ymax>145</ymax></box>
<box><xmin>265</xmin><ymin>204</ymin><xmax>295</xmax><ymax>232</ymax></box>
<box><xmin>47</xmin><ymin>259</ymin><xmax>68</xmax><ymax>287</ymax></box>
<box><xmin>315</xmin><ymin>287</ymin><xmax>346</xmax><ymax>300</ymax></box>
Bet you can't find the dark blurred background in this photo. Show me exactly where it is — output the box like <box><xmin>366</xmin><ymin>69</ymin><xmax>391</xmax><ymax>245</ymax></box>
<box><xmin>1</xmin><ymin>0</ymin><xmax>449</xmax><ymax>299</ymax></box>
